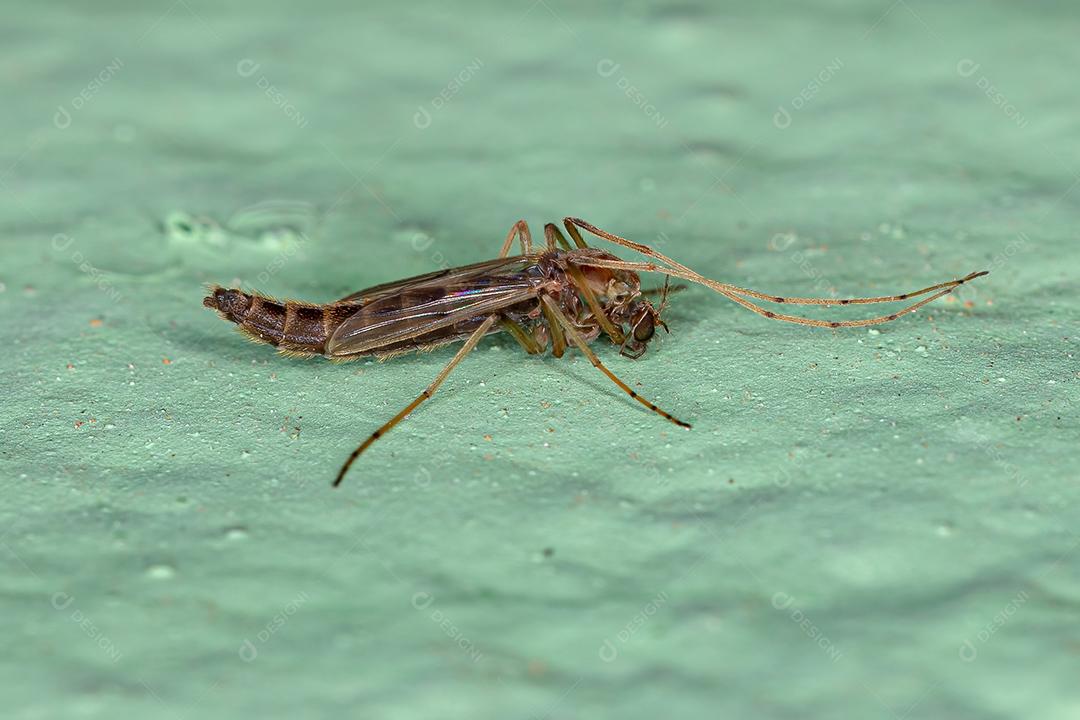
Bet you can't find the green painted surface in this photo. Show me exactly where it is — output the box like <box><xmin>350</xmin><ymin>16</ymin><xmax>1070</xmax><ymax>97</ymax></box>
<box><xmin>2</xmin><ymin>1</ymin><xmax>1077</xmax><ymax>717</ymax></box>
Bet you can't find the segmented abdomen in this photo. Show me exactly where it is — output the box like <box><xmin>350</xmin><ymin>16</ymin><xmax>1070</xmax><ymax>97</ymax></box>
<box><xmin>203</xmin><ymin>287</ymin><xmax>355</xmax><ymax>356</ymax></box>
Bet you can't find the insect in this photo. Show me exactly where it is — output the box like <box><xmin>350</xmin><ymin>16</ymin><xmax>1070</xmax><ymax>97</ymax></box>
<box><xmin>203</xmin><ymin>217</ymin><xmax>988</xmax><ymax>486</ymax></box>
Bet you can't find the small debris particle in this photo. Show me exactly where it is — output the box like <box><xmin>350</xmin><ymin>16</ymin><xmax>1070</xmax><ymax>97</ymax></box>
<box><xmin>74</xmin><ymin>420</ymin><xmax>84</xmax><ymax>429</ymax></box>
<box><xmin>483</xmin><ymin>434</ymin><xmax>493</xmax><ymax>442</ymax></box>
<box><xmin>542</xmin><ymin>547</ymin><xmax>554</xmax><ymax>558</ymax></box>
<box><xmin>89</xmin><ymin>318</ymin><xmax>103</xmax><ymax>327</ymax></box>
<box><xmin>145</xmin><ymin>564</ymin><xmax>176</xmax><ymax>580</ymax></box>
<box><xmin>162</xmin><ymin>357</ymin><xmax>172</xmax><ymax>365</ymax></box>
<box><xmin>224</xmin><ymin>527</ymin><xmax>249</xmax><ymax>541</ymax></box>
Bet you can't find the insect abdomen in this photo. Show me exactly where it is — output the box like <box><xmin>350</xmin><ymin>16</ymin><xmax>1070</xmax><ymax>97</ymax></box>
<box><xmin>203</xmin><ymin>286</ymin><xmax>346</xmax><ymax>356</ymax></box>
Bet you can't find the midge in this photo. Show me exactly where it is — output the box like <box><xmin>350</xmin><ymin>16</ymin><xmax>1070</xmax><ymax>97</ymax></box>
<box><xmin>203</xmin><ymin>218</ymin><xmax>988</xmax><ymax>486</ymax></box>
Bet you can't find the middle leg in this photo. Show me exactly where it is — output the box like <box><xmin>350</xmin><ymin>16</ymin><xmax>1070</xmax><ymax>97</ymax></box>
<box><xmin>499</xmin><ymin>316</ymin><xmax>544</xmax><ymax>354</ymax></box>
<box><xmin>540</xmin><ymin>295</ymin><xmax>690</xmax><ymax>428</ymax></box>
<box><xmin>543</xmin><ymin>223</ymin><xmax>626</xmax><ymax>345</ymax></box>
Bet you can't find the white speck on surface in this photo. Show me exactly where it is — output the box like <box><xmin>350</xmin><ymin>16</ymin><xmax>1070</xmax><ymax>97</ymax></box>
<box><xmin>145</xmin><ymin>564</ymin><xmax>176</xmax><ymax>580</ymax></box>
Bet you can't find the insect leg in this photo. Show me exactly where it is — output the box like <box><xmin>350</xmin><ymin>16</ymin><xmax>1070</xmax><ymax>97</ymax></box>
<box><xmin>566</xmin><ymin>217</ymin><xmax>988</xmax><ymax>308</ymax></box>
<box><xmin>499</xmin><ymin>317</ymin><xmax>544</xmax><ymax>354</ymax></box>
<box><xmin>333</xmin><ymin>314</ymin><xmax>500</xmax><ymax>487</ymax></box>
<box><xmin>745</xmin><ymin>271</ymin><xmax>991</xmax><ymax>306</ymax></box>
<box><xmin>572</xmin><ymin>266</ymin><xmax>626</xmax><ymax>343</ymax></box>
<box><xmin>561</xmin><ymin>218</ymin><xmax>590</xmax><ymax>248</ymax></box>
<box><xmin>544</xmin><ymin>224</ymin><xmax>626</xmax><ymax>343</ymax></box>
<box><xmin>566</xmin><ymin>217</ymin><xmax>692</xmax><ymax>270</ymax></box>
<box><xmin>696</xmin><ymin>280</ymin><xmax>976</xmax><ymax>328</ymax></box>
<box><xmin>540</xmin><ymin>299</ymin><xmax>567</xmax><ymax>358</ymax></box>
<box><xmin>540</xmin><ymin>296</ymin><xmax>690</xmax><ymax>428</ymax></box>
<box><xmin>499</xmin><ymin>219</ymin><xmax>532</xmax><ymax>257</ymax></box>
<box><xmin>543</xmin><ymin>223</ymin><xmax>574</xmax><ymax>251</ymax></box>
<box><xmin>577</xmin><ymin>257</ymin><xmax>986</xmax><ymax>328</ymax></box>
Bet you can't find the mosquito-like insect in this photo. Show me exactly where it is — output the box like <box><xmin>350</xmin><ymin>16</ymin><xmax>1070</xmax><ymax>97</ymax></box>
<box><xmin>203</xmin><ymin>217</ymin><xmax>988</xmax><ymax>486</ymax></box>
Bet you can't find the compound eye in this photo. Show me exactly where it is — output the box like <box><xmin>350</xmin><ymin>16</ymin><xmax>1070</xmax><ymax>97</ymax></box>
<box><xmin>633</xmin><ymin>311</ymin><xmax>655</xmax><ymax>342</ymax></box>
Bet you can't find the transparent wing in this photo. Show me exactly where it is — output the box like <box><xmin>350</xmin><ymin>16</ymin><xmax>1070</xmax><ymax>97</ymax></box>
<box><xmin>326</xmin><ymin>277</ymin><xmax>538</xmax><ymax>356</ymax></box>
<box><xmin>336</xmin><ymin>255</ymin><xmax>537</xmax><ymax>304</ymax></box>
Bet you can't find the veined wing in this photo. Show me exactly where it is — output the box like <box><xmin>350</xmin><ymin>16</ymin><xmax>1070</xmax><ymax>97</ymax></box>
<box><xmin>326</xmin><ymin>275</ymin><xmax>539</xmax><ymax>356</ymax></box>
<box><xmin>336</xmin><ymin>255</ymin><xmax>538</xmax><ymax>304</ymax></box>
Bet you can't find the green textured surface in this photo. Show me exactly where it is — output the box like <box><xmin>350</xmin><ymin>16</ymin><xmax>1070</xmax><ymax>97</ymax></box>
<box><xmin>2</xmin><ymin>1</ymin><xmax>1078</xmax><ymax>718</ymax></box>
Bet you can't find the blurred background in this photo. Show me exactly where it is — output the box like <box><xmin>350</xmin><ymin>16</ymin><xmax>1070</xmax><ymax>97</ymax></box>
<box><xmin>2</xmin><ymin>1</ymin><xmax>1077</xmax><ymax>718</ymax></box>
